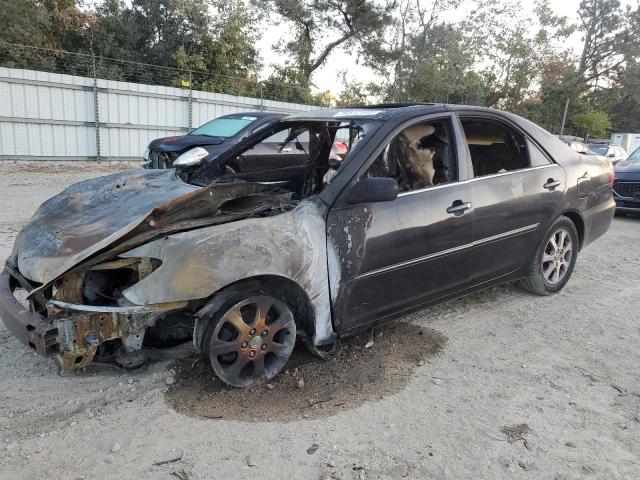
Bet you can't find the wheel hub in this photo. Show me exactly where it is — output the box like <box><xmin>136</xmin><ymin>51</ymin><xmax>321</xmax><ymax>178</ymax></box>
<box><xmin>248</xmin><ymin>335</ymin><xmax>263</xmax><ymax>349</ymax></box>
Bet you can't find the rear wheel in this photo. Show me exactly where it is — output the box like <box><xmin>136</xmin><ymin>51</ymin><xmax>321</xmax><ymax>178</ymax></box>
<box><xmin>202</xmin><ymin>293</ymin><xmax>296</xmax><ymax>388</ymax></box>
<box><xmin>519</xmin><ymin>216</ymin><xmax>579</xmax><ymax>296</ymax></box>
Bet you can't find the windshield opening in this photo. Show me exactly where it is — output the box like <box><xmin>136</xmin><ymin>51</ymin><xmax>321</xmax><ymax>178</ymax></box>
<box><xmin>190</xmin><ymin>116</ymin><xmax>257</xmax><ymax>138</ymax></box>
<box><xmin>187</xmin><ymin>119</ymin><xmax>378</xmax><ymax>200</ymax></box>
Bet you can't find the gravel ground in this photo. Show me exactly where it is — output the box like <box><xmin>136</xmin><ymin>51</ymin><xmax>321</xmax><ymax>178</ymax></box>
<box><xmin>0</xmin><ymin>163</ymin><xmax>639</xmax><ymax>480</ymax></box>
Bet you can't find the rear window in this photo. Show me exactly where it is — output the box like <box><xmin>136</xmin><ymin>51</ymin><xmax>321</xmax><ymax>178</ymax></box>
<box><xmin>190</xmin><ymin>117</ymin><xmax>257</xmax><ymax>138</ymax></box>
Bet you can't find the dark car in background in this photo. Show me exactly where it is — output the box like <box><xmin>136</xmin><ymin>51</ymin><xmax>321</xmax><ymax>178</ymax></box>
<box><xmin>613</xmin><ymin>146</ymin><xmax>640</xmax><ymax>213</ymax></box>
<box><xmin>143</xmin><ymin>112</ymin><xmax>285</xmax><ymax>169</ymax></box>
<box><xmin>145</xmin><ymin>111</ymin><xmax>351</xmax><ymax>176</ymax></box>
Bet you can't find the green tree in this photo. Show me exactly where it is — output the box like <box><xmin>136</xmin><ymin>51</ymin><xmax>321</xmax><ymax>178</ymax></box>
<box><xmin>335</xmin><ymin>78</ymin><xmax>369</xmax><ymax>107</ymax></box>
<box><xmin>0</xmin><ymin>0</ymin><xmax>93</xmax><ymax>71</ymax></box>
<box><xmin>572</xmin><ymin>110</ymin><xmax>612</xmax><ymax>140</ymax></box>
<box><xmin>261</xmin><ymin>65</ymin><xmax>319</xmax><ymax>104</ymax></box>
<box><xmin>257</xmin><ymin>0</ymin><xmax>392</xmax><ymax>86</ymax></box>
<box><xmin>576</xmin><ymin>0</ymin><xmax>639</xmax><ymax>85</ymax></box>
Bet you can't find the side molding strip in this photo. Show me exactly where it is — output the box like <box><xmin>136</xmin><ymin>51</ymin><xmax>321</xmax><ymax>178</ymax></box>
<box><xmin>355</xmin><ymin>223</ymin><xmax>540</xmax><ymax>280</ymax></box>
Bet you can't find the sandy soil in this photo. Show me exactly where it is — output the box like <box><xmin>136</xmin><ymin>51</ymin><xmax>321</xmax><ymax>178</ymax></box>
<box><xmin>0</xmin><ymin>163</ymin><xmax>639</xmax><ymax>480</ymax></box>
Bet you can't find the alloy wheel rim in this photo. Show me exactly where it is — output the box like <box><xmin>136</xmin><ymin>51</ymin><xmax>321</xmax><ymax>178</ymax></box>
<box><xmin>542</xmin><ymin>227</ymin><xmax>573</xmax><ymax>285</ymax></box>
<box><xmin>209</xmin><ymin>296</ymin><xmax>296</xmax><ymax>387</ymax></box>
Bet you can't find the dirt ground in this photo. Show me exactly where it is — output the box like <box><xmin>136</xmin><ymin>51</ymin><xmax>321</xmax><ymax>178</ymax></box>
<box><xmin>0</xmin><ymin>163</ymin><xmax>639</xmax><ymax>480</ymax></box>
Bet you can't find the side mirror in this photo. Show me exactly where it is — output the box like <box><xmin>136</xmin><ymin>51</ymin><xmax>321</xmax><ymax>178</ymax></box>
<box><xmin>346</xmin><ymin>177</ymin><xmax>399</xmax><ymax>205</ymax></box>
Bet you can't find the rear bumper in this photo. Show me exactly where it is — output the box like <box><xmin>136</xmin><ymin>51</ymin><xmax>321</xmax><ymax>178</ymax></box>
<box><xmin>582</xmin><ymin>195</ymin><xmax>616</xmax><ymax>248</ymax></box>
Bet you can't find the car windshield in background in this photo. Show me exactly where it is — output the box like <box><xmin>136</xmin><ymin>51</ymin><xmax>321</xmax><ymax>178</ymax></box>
<box><xmin>628</xmin><ymin>147</ymin><xmax>640</xmax><ymax>162</ymax></box>
<box><xmin>589</xmin><ymin>146</ymin><xmax>608</xmax><ymax>155</ymax></box>
<box><xmin>190</xmin><ymin>117</ymin><xmax>257</xmax><ymax>138</ymax></box>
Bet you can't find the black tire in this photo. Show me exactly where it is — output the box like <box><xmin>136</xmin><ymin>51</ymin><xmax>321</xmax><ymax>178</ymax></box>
<box><xmin>198</xmin><ymin>287</ymin><xmax>296</xmax><ymax>388</ymax></box>
<box><xmin>519</xmin><ymin>215</ymin><xmax>579</xmax><ymax>296</ymax></box>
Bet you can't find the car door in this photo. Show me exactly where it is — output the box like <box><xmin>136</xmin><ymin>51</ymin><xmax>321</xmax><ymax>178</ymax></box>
<box><xmin>326</xmin><ymin>115</ymin><xmax>476</xmax><ymax>335</ymax></box>
<box><xmin>458</xmin><ymin>114</ymin><xmax>565</xmax><ymax>284</ymax></box>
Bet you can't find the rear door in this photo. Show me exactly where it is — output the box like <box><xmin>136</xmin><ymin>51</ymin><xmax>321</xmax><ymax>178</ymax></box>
<box><xmin>458</xmin><ymin>114</ymin><xmax>565</xmax><ymax>284</ymax></box>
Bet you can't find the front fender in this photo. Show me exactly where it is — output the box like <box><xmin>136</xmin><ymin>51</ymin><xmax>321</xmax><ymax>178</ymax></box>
<box><xmin>120</xmin><ymin>200</ymin><xmax>335</xmax><ymax>345</ymax></box>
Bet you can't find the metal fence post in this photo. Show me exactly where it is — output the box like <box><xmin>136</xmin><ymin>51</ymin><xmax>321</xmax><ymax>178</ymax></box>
<box><xmin>188</xmin><ymin>71</ymin><xmax>193</xmax><ymax>130</ymax></box>
<box><xmin>259</xmin><ymin>83</ymin><xmax>264</xmax><ymax>111</ymax></box>
<box><xmin>92</xmin><ymin>53</ymin><xmax>101</xmax><ymax>163</ymax></box>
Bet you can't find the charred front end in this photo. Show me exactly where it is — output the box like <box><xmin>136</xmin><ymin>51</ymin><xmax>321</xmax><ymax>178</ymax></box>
<box><xmin>1</xmin><ymin>259</ymin><xmax>186</xmax><ymax>371</ymax></box>
<box><xmin>0</xmin><ymin>169</ymin><xmax>302</xmax><ymax>373</ymax></box>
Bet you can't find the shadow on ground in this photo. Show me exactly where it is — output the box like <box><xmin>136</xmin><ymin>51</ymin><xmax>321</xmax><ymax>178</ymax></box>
<box><xmin>165</xmin><ymin>321</ymin><xmax>447</xmax><ymax>422</ymax></box>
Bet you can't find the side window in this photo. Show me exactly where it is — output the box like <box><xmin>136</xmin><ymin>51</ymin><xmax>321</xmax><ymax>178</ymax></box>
<box><xmin>461</xmin><ymin>118</ymin><xmax>531</xmax><ymax>177</ymax></box>
<box><xmin>527</xmin><ymin>139</ymin><xmax>552</xmax><ymax>167</ymax></box>
<box><xmin>260</xmin><ymin>128</ymin><xmax>309</xmax><ymax>145</ymax></box>
<box><xmin>364</xmin><ymin>118</ymin><xmax>456</xmax><ymax>192</ymax></box>
<box><xmin>262</xmin><ymin>129</ymin><xmax>290</xmax><ymax>144</ymax></box>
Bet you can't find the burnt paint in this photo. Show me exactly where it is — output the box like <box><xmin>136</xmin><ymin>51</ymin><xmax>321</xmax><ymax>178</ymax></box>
<box><xmin>12</xmin><ymin>169</ymin><xmax>284</xmax><ymax>287</ymax></box>
<box><xmin>119</xmin><ymin>199</ymin><xmax>336</xmax><ymax>346</ymax></box>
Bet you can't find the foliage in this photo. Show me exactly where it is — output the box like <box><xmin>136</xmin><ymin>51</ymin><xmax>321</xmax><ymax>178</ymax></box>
<box><xmin>256</xmin><ymin>0</ymin><xmax>392</xmax><ymax>84</ymax></box>
<box><xmin>572</xmin><ymin>110</ymin><xmax>612</xmax><ymax>139</ymax></box>
<box><xmin>0</xmin><ymin>0</ymin><xmax>262</xmax><ymax>94</ymax></box>
<box><xmin>0</xmin><ymin>0</ymin><xmax>639</xmax><ymax>131</ymax></box>
<box><xmin>335</xmin><ymin>78</ymin><xmax>369</xmax><ymax>107</ymax></box>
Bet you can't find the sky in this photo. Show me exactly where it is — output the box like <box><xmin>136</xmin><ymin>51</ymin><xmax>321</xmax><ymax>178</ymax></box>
<box><xmin>256</xmin><ymin>0</ymin><xmax>637</xmax><ymax>95</ymax></box>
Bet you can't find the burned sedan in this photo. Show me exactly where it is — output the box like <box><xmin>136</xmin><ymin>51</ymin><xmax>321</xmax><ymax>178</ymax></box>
<box><xmin>0</xmin><ymin>104</ymin><xmax>615</xmax><ymax>387</ymax></box>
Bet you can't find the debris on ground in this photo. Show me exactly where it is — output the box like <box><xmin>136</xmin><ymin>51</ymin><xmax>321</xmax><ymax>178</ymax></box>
<box><xmin>153</xmin><ymin>453</ymin><xmax>183</xmax><ymax>466</ymax></box>
<box><xmin>171</xmin><ymin>468</ymin><xmax>191</xmax><ymax>480</ymax></box>
<box><xmin>500</xmin><ymin>423</ymin><xmax>530</xmax><ymax>443</ymax></box>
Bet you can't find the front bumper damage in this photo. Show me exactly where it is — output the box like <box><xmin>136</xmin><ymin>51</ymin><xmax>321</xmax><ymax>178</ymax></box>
<box><xmin>0</xmin><ymin>269</ymin><xmax>185</xmax><ymax>372</ymax></box>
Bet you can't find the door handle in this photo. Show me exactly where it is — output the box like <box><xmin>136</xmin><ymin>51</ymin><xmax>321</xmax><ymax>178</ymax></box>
<box><xmin>281</xmin><ymin>147</ymin><xmax>292</xmax><ymax>153</ymax></box>
<box><xmin>543</xmin><ymin>179</ymin><xmax>561</xmax><ymax>190</ymax></box>
<box><xmin>446</xmin><ymin>200</ymin><xmax>471</xmax><ymax>216</ymax></box>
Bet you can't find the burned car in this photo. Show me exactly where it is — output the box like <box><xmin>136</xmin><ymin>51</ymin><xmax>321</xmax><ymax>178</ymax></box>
<box><xmin>0</xmin><ymin>104</ymin><xmax>615</xmax><ymax>387</ymax></box>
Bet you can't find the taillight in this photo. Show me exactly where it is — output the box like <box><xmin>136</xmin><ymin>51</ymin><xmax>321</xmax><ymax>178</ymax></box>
<box><xmin>333</xmin><ymin>142</ymin><xmax>348</xmax><ymax>156</ymax></box>
<box><xmin>609</xmin><ymin>165</ymin><xmax>615</xmax><ymax>186</ymax></box>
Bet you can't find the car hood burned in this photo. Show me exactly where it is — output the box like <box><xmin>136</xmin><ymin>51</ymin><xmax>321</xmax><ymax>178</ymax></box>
<box><xmin>8</xmin><ymin>169</ymin><xmax>291</xmax><ymax>287</ymax></box>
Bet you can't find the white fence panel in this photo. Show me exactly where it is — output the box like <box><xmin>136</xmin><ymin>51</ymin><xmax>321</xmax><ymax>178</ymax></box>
<box><xmin>0</xmin><ymin>67</ymin><xmax>318</xmax><ymax>161</ymax></box>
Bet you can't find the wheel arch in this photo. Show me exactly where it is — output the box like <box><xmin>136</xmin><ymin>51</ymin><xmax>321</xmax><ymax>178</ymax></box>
<box><xmin>557</xmin><ymin>209</ymin><xmax>585</xmax><ymax>250</ymax></box>
<box><xmin>193</xmin><ymin>274</ymin><xmax>317</xmax><ymax>354</ymax></box>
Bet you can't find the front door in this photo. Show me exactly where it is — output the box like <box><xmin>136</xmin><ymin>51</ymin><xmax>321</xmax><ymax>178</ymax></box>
<box><xmin>326</xmin><ymin>115</ymin><xmax>475</xmax><ymax>335</ymax></box>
